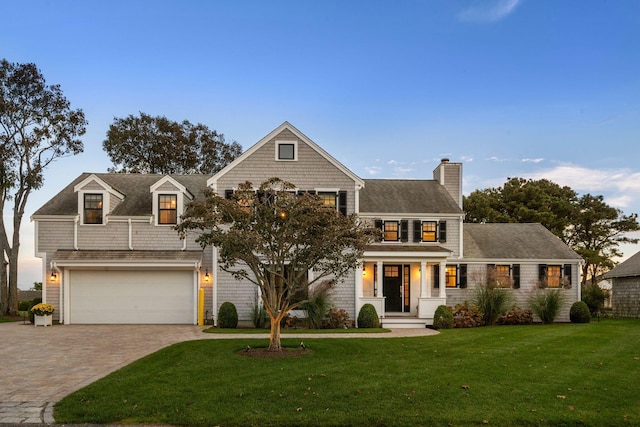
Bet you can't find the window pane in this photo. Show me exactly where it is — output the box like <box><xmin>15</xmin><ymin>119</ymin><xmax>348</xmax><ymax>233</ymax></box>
<box><xmin>317</xmin><ymin>192</ymin><xmax>337</xmax><ymax>208</ymax></box>
<box><xmin>278</xmin><ymin>143</ymin><xmax>295</xmax><ymax>159</ymax></box>
<box><xmin>159</xmin><ymin>194</ymin><xmax>177</xmax><ymax>224</ymax></box>
<box><xmin>496</xmin><ymin>265</ymin><xmax>511</xmax><ymax>288</ymax></box>
<box><xmin>445</xmin><ymin>265</ymin><xmax>457</xmax><ymax>287</ymax></box>
<box><xmin>547</xmin><ymin>266</ymin><xmax>562</xmax><ymax>288</ymax></box>
<box><xmin>84</xmin><ymin>194</ymin><xmax>103</xmax><ymax>224</ymax></box>
<box><xmin>422</xmin><ymin>221</ymin><xmax>437</xmax><ymax>242</ymax></box>
<box><xmin>384</xmin><ymin>222</ymin><xmax>399</xmax><ymax>241</ymax></box>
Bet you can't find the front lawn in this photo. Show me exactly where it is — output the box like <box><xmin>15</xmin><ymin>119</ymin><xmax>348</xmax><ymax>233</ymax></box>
<box><xmin>55</xmin><ymin>319</ymin><xmax>640</xmax><ymax>426</ymax></box>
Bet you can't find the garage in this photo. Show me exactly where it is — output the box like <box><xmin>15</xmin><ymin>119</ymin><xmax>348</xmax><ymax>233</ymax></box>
<box><xmin>68</xmin><ymin>269</ymin><xmax>196</xmax><ymax>324</ymax></box>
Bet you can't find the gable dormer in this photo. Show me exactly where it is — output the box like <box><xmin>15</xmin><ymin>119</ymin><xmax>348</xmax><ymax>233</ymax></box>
<box><xmin>150</xmin><ymin>176</ymin><xmax>194</xmax><ymax>226</ymax></box>
<box><xmin>74</xmin><ymin>174</ymin><xmax>125</xmax><ymax>225</ymax></box>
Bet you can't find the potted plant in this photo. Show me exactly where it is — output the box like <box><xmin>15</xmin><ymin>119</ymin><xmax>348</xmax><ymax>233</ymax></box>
<box><xmin>31</xmin><ymin>303</ymin><xmax>55</xmax><ymax>327</ymax></box>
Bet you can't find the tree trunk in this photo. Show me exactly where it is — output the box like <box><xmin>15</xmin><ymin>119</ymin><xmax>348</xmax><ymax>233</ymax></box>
<box><xmin>268</xmin><ymin>313</ymin><xmax>284</xmax><ymax>352</ymax></box>
<box><xmin>7</xmin><ymin>248</ymin><xmax>18</xmax><ymax>316</ymax></box>
<box><xmin>0</xmin><ymin>257</ymin><xmax>7</xmax><ymax>316</ymax></box>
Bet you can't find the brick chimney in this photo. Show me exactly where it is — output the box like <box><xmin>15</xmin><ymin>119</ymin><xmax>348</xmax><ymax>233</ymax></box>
<box><xmin>433</xmin><ymin>158</ymin><xmax>462</xmax><ymax>209</ymax></box>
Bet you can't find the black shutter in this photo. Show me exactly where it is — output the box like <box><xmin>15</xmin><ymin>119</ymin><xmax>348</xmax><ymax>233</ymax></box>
<box><xmin>413</xmin><ymin>220</ymin><xmax>422</xmax><ymax>242</ymax></box>
<box><xmin>338</xmin><ymin>191</ymin><xmax>347</xmax><ymax>216</ymax></box>
<box><xmin>433</xmin><ymin>264</ymin><xmax>440</xmax><ymax>289</ymax></box>
<box><xmin>563</xmin><ymin>264</ymin><xmax>572</xmax><ymax>287</ymax></box>
<box><xmin>459</xmin><ymin>264</ymin><xmax>467</xmax><ymax>288</ymax></box>
<box><xmin>224</xmin><ymin>189</ymin><xmax>234</xmax><ymax>200</ymax></box>
<box><xmin>539</xmin><ymin>264</ymin><xmax>547</xmax><ymax>281</ymax></box>
<box><xmin>512</xmin><ymin>264</ymin><xmax>520</xmax><ymax>289</ymax></box>
<box><xmin>400</xmin><ymin>220</ymin><xmax>408</xmax><ymax>242</ymax></box>
<box><xmin>374</xmin><ymin>220</ymin><xmax>383</xmax><ymax>242</ymax></box>
<box><xmin>438</xmin><ymin>221</ymin><xmax>447</xmax><ymax>242</ymax></box>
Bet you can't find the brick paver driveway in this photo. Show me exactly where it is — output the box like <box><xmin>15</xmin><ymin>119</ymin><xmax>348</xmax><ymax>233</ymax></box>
<box><xmin>0</xmin><ymin>321</ymin><xmax>436</xmax><ymax>424</ymax></box>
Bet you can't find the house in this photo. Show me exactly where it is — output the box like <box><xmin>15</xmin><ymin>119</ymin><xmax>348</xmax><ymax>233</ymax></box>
<box><xmin>32</xmin><ymin>122</ymin><xmax>583</xmax><ymax>326</ymax></box>
<box><xmin>603</xmin><ymin>250</ymin><xmax>640</xmax><ymax>317</ymax></box>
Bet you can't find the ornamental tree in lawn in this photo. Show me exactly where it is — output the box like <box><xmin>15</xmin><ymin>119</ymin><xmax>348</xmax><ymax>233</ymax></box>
<box><xmin>177</xmin><ymin>178</ymin><xmax>377</xmax><ymax>351</ymax></box>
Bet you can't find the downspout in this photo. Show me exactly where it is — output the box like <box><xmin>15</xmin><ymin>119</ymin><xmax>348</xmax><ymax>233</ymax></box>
<box><xmin>73</xmin><ymin>215</ymin><xmax>79</xmax><ymax>250</ymax></box>
<box><xmin>128</xmin><ymin>218</ymin><xmax>133</xmax><ymax>250</ymax></box>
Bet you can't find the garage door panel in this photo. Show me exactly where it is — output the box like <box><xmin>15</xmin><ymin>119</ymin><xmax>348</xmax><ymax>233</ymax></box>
<box><xmin>70</xmin><ymin>270</ymin><xmax>194</xmax><ymax>324</ymax></box>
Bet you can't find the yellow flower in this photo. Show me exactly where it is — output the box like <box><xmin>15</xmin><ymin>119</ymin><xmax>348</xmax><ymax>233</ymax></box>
<box><xmin>31</xmin><ymin>303</ymin><xmax>55</xmax><ymax>316</ymax></box>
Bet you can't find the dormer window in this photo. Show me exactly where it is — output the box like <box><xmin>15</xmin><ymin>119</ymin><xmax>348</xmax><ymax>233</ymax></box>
<box><xmin>158</xmin><ymin>194</ymin><xmax>177</xmax><ymax>224</ymax></box>
<box><xmin>84</xmin><ymin>194</ymin><xmax>103</xmax><ymax>224</ymax></box>
<box><xmin>276</xmin><ymin>140</ymin><xmax>297</xmax><ymax>161</ymax></box>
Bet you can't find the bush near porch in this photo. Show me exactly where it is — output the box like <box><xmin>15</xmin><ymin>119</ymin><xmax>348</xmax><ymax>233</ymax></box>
<box><xmin>55</xmin><ymin>319</ymin><xmax>640</xmax><ymax>426</ymax></box>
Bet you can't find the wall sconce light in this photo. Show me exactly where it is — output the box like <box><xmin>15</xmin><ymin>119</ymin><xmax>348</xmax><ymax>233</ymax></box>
<box><xmin>362</xmin><ymin>265</ymin><xmax>366</xmax><ymax>277</ymax></box>
<box><xmin>204</xmin><ymin>269</ymin><xmax>210</xmax><ymax>282</ymax></box>
<box><xmin>50</xmin><ymin>271</ymin><xmax>57</xmax><ymax>281</ymax></box>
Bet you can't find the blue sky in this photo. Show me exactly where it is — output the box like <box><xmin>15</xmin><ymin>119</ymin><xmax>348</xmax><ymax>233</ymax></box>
<box><xmin>2</xmin><ymin>0</ymin><xmax>639</xmax><ymax>288</ymax></box>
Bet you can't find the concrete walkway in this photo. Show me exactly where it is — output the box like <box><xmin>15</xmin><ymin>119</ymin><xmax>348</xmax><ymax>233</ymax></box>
<box><xmin>0</xmin><ymin>322</ymin><xmax>437</xmax><ymax>425</ymax></box>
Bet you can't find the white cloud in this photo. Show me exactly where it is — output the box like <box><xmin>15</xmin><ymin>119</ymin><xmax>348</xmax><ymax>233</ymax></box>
<box><xmin>522</xmin><ymin>158</ymin><xmax>544</xmax><ymax>163</ymax></box>
<box><xmin>364</xmin><ymin>166</ymin><xmax>382</xmax><ymax>175</ymax></box>
<box><xmin>486</xmin><ymin>156</ymin><xmax>508</xmax><ymax>162</ymax></box>
<box><xmin>458</xmin><ymin>0</ymin><xmax>522</xmax><ymax>23</ymax></box>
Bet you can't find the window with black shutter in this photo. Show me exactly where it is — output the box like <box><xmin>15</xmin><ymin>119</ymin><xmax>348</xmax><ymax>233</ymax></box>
<box><xmin>512</xmin><ymin>264</ymin><xmax>520</xmax><ymax>289</ymax></box>
<box><xmin>400</xmin><ymin>220</ymin><xmax>408</xmax><ymax>242</ymax></box>
<box><xmin>413</xmin><ymin>220</ymin><xmax>422</xmax><ymax>242</ymax></box>
<box><xmin>459</xmin><ymin>264</ymin><xmax>467</xmax><ymax>288</ymax></box>
<box><xmin>433</xmin><ymin>264</ymin><xmax>440</xmax><ymax>288</ymax></box>
<box><xmin>438</xmin><ymin>221</ymin><xmax>447</xmax><ymax>242</ymax></box>
<box><xmin>338</xmin><ymin>191</ymin><xmax>347</xmax><ymax>215</ymax></box>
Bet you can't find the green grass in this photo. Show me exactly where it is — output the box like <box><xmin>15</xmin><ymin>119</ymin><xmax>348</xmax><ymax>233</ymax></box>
<box><xmin>204</xmin><ymin>327</ymin><xmax>391</xmax><ymax>334</ymax></box>
<box><xmin>55</xmin><ymin>319</ymin><xmax>640</xmax><ymax>426</ymax></box>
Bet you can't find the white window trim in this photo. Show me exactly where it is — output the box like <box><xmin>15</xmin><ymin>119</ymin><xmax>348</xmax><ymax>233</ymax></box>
<box><xmin>275</xmin><ymin>140</ymin><xmax>298</xmax><ymax>161</ymax></box>
<box><xmin>77</xmin><ymin>191</ymin><xmax>108</xmax><ymax>226</ymax></box>
<box><xmin>152</xmin><ymin>191</ymin><xmax>184</xmax><ymax>226</ymax></box>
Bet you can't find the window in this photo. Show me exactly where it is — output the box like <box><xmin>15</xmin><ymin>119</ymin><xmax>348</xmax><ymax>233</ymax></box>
<box><xmin>83</xmin><ymin>194</ymin><xmax>103</xmax><ymax>224</ymax></box>
<box><xmin>317</xmin><ymin>192</ymin><xmax>337</xmax><ymax>208</ymax></box>
<box><xmin>384</xmin><ymin>221</ymin><xmax>399</xmax><ymax>241</ymax></box>
<box><xmin>276</xmin><ymin>141</ymin><xmax>297</xmax><ymax>160</ymax></box>
<box><xmin>434</xmin><ymin>264</ymin><xmax>467</xmax><ymax>288</ymax></box>
<box><xmin>413</xmin><ymin>220</ymin><xmax>447</xmax><ymax>243</ymax></box>
<box><xmin>487</xmin><ymin>264</ymin><xmax>520</xmax><ymax>288</ymax></box>
<box><xmin>422</xmin><ymin>221</ymin><xmax>437</xmax><ymax>242</ymax></box>
<box><xmin>158</xmin><ymin>194</ymin><xmax>177</xmax><ymax>224</ymax></box>
<box><xmin>538</xmin><ymin>264</ymin><xmax>571</xmax><ymax>288</ymax></box>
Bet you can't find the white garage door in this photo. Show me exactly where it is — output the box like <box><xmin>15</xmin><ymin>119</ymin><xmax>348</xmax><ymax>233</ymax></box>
<box><xmin>69</xmin><ymin>270</ymin><xmax>195</xmax><ymax>324</ymax></box>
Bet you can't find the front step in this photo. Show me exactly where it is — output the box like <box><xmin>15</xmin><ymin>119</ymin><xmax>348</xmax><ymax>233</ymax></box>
<box><xmin>381</xmin><ymin>317</ymin><xmax>429</xmax><ymax>329</ymax></box>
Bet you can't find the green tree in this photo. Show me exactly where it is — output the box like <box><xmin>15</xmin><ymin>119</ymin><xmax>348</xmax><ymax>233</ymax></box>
<box><xmin>0</xmin><ymin>59</ymin><xmax>86</xmax><ymax>315</ymax></box>
<box><xmin>464</xmin><ymin>177</ymin><xmax>577</xmax><ymax>239</ymax></box>
<box><xmin>31</xmin><ymin>282</ymin><xmax>42</xmax><ymax>291</ymax></box>
<box><xmin>464</xmin><ymin>178</ymin><xmax>639</xmax><ymax>285</ymax></box>
<box><xmin>177</xmin><ymin>178</ymin><xmax>377</xmax><ymax>351</ymax></box>
<box><xmin>565</xmin><ymin>194</ymin><xmax>639</xmax><ymax>286</ymax></box>
<box><xmin>102</xmin><ymin>112</ymin><xmax>242</xmax><ymax>174</ymax></box>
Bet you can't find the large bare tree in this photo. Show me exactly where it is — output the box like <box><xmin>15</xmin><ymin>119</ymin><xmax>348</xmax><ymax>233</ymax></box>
<box><xmin>0</xmin><ymin>59</ymin><xmax>86</xmax><ymax>315</ymax></box>
<box><xmin>177</xmin><ymin>178</ymin><xmax>376</xmax><ymax>351</ymax></box>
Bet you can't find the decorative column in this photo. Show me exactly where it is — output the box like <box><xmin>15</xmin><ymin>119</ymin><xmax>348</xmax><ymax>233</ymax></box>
<box><xmin>439</xmin><ymin>261</ymin><xmax>447</xmax><ymax>299</ymax></box>
<box><xmin>420</xmin><ymin>261</ymin><xmax>428</xmax><ymax>298</ymax></box>
<box><xmin>376</xmin><ymin>261</ymin><xmax>383</xmax><ymax>298</ymax></box>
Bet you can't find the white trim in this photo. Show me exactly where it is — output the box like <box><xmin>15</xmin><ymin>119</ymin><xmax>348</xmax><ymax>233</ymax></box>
<box><xmin>275</xmin><ymin>140</ymin><xmax>298</xmax><ymax>161</ymax></box>
<box><xmin>212</xmin><ymin>246</ymin><xmax>218</xmax><ymax>326</ymax></box>
<box><xmin>314</xmin><ymin>188</ymin><xmax>340</xmax><ymax>194</ymax></box>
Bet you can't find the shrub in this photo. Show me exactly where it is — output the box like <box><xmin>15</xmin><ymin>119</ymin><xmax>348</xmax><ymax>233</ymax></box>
<box><xmin>323</xmin><ymin>307</ymin><xmax>350</xmax><ymax>329</ymax></box>
<box><xmin>497</xmin><ymin>305</ymin><xmax>534</xmax><ymax>325</ymax></box>
<box><xmin>473</xmin><ymin>284</ymin><xmax>513</xmax><ymax>326</ymax></box>
<box><xmin>528</xmin><ymin>289</ymin><xmax>565</xmax><ymax>324</ymax></box>
<box><xmin>570</xmin><ymin>301</ymin><xmax>591</xmax><ymax>323</ymax></box>
<box><xmin>18</xmin><ymin>300</ymin><xmax>33</xmax><ymax>311</ymax></box>
<box><xmin>582</xmin><ymin>284</ymin><xmax>605</xmax><ymax>315</ymax></box>
<box><xmin>357</xmin><ymin>304</ymin><xmax>380</xmax><ymax>328</ymax></box>
<box><xmin>218</xmin><ymin>302</ymin><xmax>238</xmax><ymax>328</ymax></box>
<box><xmin>453</xmin><ymin>302</ymin><xmax>484</xmax><ymax>328</ymax></box>
<box><xmin>301</xmin><ymin>285</ymin><xmax>332</xmax><ymax>329</ymax></box>
<box><xmin>433</xmin><ymin>305</ymin><xmax>453</xmax><ymax>330</ymax></box>
<box><xmin>249</xmin><ymin>301</ymin><xmax>268</xmax><ymax>329</ymax></box>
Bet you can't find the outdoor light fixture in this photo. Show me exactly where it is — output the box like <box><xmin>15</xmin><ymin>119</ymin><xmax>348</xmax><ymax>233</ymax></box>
<box><xmin>204</xmin><ymin>269</ymin><xmax>210</xmax><ymax>282</ymax></box>
<box><xmin>362</xmin><ymin>266</ymin><xmax>366</xmax><ymax>276</ymax></box>
<box><xmin>50</xmin><ymin>271</ymin><xmax>57</xmax><ymax>281</ymax></box>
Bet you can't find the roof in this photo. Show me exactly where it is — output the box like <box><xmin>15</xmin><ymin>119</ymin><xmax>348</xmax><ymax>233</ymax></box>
<box><xmin>52</xmin><ymin>250</ymin><xmax>202</xmax><ymax>265</ymax></box>
<box><xmin>360</xmin><ymin>179</ymin><xmax>463</xmax><ymax>215</ymax></box>
<box><xmin>463</xmin><ymin>223</ymin><xmax>582</xmax><ymax>260</ymax></box>
<box><xmin>32</xmin><ymin>173</ymin><xmax>210</xmax><ymax>217</ymax></box>
<box><xmin>603</xmin><ymin>250</ymin><xmax>640</xmax><ymax>278</ymax></box>
<box><xmin>365</xmin><ymin>244</ymin><xmax>451</xmax><ymax>253</ymax></box>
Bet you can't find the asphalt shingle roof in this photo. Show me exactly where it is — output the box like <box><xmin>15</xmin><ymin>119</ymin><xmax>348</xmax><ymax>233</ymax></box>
<box><xmin>463</xmin><ymin>223</ymin><xmax>582</xmax><ymax>260</ymax></box>
<box><xmin>32</xmin><ymin>173</ymin><xmax>210</xmax><ymax>217</ymax></box>
<box><xmin>360</xmin><ymin>179</ymin><xmax>463</xmax><ymax>214</ymax></box>
<box><xmin>603</xmin><ymin>250</ymin><xmax>640</xmax><ymax>278</ymax></box>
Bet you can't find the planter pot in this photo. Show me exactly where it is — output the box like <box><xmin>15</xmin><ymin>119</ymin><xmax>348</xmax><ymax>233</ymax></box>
<box><xmin>34</xmin><ymin>314</ymin><xmax>53</xmax><ymax>327</ymax></box>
